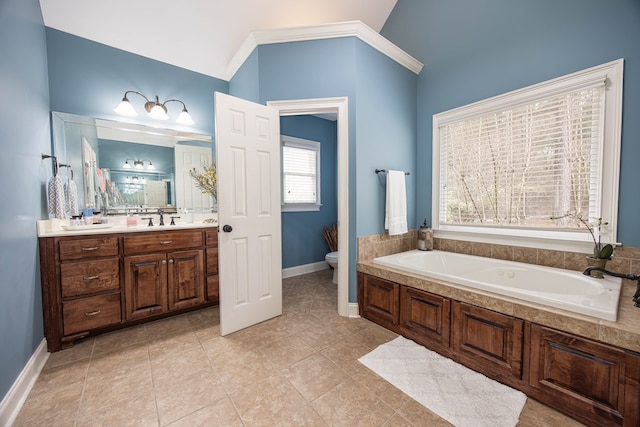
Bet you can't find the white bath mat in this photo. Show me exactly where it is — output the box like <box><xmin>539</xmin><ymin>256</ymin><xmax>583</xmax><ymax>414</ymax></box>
<box><xmin>358</xmin><ymin>336</ymin><xmax>527</xmax><ymax>427</ymax></box>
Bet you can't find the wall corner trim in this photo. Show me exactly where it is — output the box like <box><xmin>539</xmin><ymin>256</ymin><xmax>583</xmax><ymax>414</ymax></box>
<box><xmin>0</xmin><ymin>339</ymin><xmax>49</xmax><ymax>426</ymax></box>
<box><xmin>225</xmin><ymin>20</ymin><xmax>423</xmax><ymax>81</ymax></box>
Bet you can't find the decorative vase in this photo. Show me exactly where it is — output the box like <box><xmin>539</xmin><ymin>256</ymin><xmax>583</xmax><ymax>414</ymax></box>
<box><xmin>586</xmin><ymin>257</ymin><xmax>608</xmax><ymax>278</ymax></box>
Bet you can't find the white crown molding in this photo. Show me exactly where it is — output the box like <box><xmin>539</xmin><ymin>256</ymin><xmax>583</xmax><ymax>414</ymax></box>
<box><xmin>225</xmin><ymin>20</ymin><xmax>423</xmax><ymax>81</ymax></box>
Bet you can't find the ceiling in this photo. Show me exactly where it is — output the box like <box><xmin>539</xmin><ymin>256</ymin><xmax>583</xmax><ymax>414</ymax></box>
<box><xmin>39</xmin><ymin>0</ymin><xmax>398</xmax><ymax>81</ymax></box>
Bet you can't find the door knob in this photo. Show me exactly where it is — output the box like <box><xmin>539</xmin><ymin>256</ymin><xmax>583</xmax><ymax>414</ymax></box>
<box><xmin>223</xmin><ymin>225</ymin><xmax>233</xmax><ymax>233</ymax></box>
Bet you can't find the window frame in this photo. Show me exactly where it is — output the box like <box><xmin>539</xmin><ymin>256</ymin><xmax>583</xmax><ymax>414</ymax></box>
<box><xmin>281</xmin><ymin>135</ymin><xmax>322</xmax><ymax>212</ymax></box>
<box><xmin>432</xmin><ymin>59</ymin><xmax>623</xmax><ymax>253</ymax></box>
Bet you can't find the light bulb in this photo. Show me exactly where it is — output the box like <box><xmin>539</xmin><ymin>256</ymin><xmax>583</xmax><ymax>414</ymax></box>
<box><xmin>114</xmin><ymin>99</ymin><xmax>138</xmax><ymax>117</ymax></box>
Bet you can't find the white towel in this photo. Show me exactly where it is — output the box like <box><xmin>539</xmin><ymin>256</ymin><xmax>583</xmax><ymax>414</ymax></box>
<box><xmin>65</xmin><ymin>178</ymin><xmax>79</xmax><ymax>216</ymax></box>
<box><xmin>384</xmin><ymin>170</ymin><xmax>408</xmax><ymax>235</ymax></box>
<box><xmin>48</xmin><ymin>175</ymin><xmax>66</xmax><ymax>219</ymax></box>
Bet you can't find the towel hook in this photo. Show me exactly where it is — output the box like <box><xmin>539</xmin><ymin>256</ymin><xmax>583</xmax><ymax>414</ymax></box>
<box><xmin>42</xmin><ymin>153</ymin><xmax>58</xmax><ymax>176</ymax></box>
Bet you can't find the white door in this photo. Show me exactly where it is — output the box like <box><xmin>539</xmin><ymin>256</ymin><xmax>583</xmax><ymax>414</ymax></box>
<box><xmin>174</xmin><ymin>144</ymin><xmax>213</xmax><ymax>213</ymax></box>
<box><xmin>215</xmin><ymin>92</ymin><xmax>282</xmax><ymax>336</ymax></box>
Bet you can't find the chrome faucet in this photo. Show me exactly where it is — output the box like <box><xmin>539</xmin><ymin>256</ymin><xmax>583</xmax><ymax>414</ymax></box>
<box><xmin>583</xmin><ymin>267</ymin><xmax>640</xmax><ymax>307</ymax></box>
<box><xmin>157</xmin><ymin>209</ymin><xmax>165</xmax><ymax>226</ymax></box>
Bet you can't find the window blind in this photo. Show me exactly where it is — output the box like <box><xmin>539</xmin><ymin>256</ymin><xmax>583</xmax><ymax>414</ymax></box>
<box><xmin>282</xmin><ymin>144</ymin><xmax>318</xmax><ymax>204</ymax></box>
<box><xmin>439</xmin><ymin>86</ymin><xmax>604</xmax><ymax>228</ymax></box>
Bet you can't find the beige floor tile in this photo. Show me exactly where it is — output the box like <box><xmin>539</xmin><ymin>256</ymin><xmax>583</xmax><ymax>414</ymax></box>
<box><xmin>44</xmin><ymin>338</ymin><xmax>94</xmax><ymax>370</ymax></box>
<box><xmin>13</xmin><ymin>378</ymin><xmax>83</xmax><ymax>427</ymax></box>
<box><xmin>274</xmin><ymin>404</ymin><xmax>329</xmax><ymax>426</ymax></box>
<box><xmin>150</xmin><ymin>344</ymin><xmax>212</xmax><ymax>387</ymax></box>
<box><xmin>517</xmin><ymin>398</ymin><xmax>587</xmax><ymax>426</ymax></box>
<box><xmin>216</xmin><ymin>348</ymin><xmax>280</xmax><ymax>394</ymax></box>
<box><xmin>229</xmin><ymin>371</ymin><xmax>307</xmax><ymax>426</ymax></box>
<box><xmin>165</xmin><ymin>397</ymin><xmax>243</xmax><ymax>427</ymax></box>
<box><xmin>155</xmin><ymin>368</ymin><xmax>227</xmax><ymax>426</ymax></box>
<box><xmin>147</xmin><ymin>329</ymin><xmax>202</xmax><ymax>359</ymax></box>
<box><xmin>144</xmin><ymin>314</ymin><xmax>193</xmax><ymax>340</ymax></box>
<box><xmin>396</xmin><ymin>399</ymin><xmax>454</xmax><ymax>427</ymax></box>
<box><xmin>16</xmin><ymin>271</ymin><xmax>589</xmax><ymax>427</ymax></box>
<box><xmin>92</xmin><ymin>324</ymin><xmax>147</xmax><ymax>355</ymax></box>
<box><xmin>80</xmin><ymin>361</ymin><xmax>154</xmax><ymax>416</ymax></box>
<box><xmin>86</xmin><ymin>342</ymin><xmax>150</xmax><ymax>380</ymax></box>
<box><xmin>320</xmin><ymin>339</ymin><xmax>376</xmax><ymax>375</ymax></box>
<box><xmin>283</xmin><ymin>352</ymin><xmax>349</xmax><ymax>401</ymax></box>
<box><xmin>75</xmin><ymin>393</ymin><xmax>158</xmax><ymax>427</ymax></box>
<box><xmin>295</xmin><ymin>322</ymin><xmax>349</xmax><ymax>351</ymax></box>
<box><xmin>352</xmin><ymin>367</ymin><xmax>410</xmax><ymax>410</ymax></box>
<box><xmin>311</xmin><ymin>378</ymin><xmax>395</xmax><ymax>426</ymax></box>
<box><xmin>353</xmin><ymin>323</ymin><xmax>398</xmax><ymax>349</ymax></box>
<box><xmin>259</xmin><ymin>335</ymin><xmax>317</xmax><ymax>369</ymax></box>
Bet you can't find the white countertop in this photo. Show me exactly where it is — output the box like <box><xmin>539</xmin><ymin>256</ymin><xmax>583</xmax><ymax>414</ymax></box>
<box><xmin>37</xmin><ymin>214</ymin><xmax>218</xmax><ymax>237</ymax></box>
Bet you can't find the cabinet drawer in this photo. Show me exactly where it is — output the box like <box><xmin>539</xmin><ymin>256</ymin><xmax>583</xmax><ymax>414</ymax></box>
<box><xmin>123</xmin><ymin>231</ymin><xmax>203</xmax><ymax>255</ymax></box>
<box><xmin>206</xmin><ymin>275</ymin><xmax>219</xmax><ymax>302</ymax></box>
<box><xmin>61</xmin><ymin>259</ymin><xmax>120</xmax><ymax>298</ymax></box>
<box><xmin>59</xmin><ymin>237</ymin><xmax>119</xmax><ymax>261</ymax></box>
<box><xmin>63</xmin><ymin>293</ymin><xmax>121</xmax><ymax>335</ymax></box>
<box><xmin>206</xmin><ymin>248</ymin><xmax>218</xmax><ymax>274</ymax></box>
<box><xmin>205</xmin><ymin>229</ymin><xmax>218</xmax><ymax>247</ymax></box>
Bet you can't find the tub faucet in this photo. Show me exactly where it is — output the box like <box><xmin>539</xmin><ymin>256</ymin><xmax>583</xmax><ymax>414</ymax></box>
<box><xmin>583</xmin><ymin>267</ymin><xmax>640</xmax><ymax>307</ymax></box>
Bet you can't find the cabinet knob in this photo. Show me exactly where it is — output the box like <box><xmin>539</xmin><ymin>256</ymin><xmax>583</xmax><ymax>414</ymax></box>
<box><xmin>223</xmin><ymin>225</ymin><xmax>233</xmax><ymax>233</ymax></box>
<box><xmin>162</xmin><ymin>260</ymin><xmax>167</xmax><ymax>265</ymax></box>
<box><xmin>169</xmin><ymin>259</ymin><xmax>174</xmax><ymax>264</ymax></box>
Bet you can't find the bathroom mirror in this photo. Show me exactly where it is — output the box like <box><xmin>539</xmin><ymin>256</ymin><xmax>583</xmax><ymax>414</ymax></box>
<box><xmin>51</xmin><ymin>111</ymin><xmax>215</xmax><ymax>216</ymax></box>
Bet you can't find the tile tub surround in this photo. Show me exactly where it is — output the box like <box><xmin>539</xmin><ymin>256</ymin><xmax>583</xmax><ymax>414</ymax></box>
<box><xmin>14</xmin><ymin>270</ymin><xmax>580</xmax><ymax>426</ymax></box>
<box><xmin>357</xmin><ymin>233</ymin><xmax>640</xmax><ymax>353</ymax></box>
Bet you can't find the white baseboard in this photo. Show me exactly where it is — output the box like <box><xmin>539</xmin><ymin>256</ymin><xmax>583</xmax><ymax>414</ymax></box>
<box><xmin>0</xmin><ymin>339</ymin><xmax>49</xmax><ymax>427</ymax></box>
<box><xmin>282</xmin><ymin>261</ymin><xmax>329</xmax><ymax>279</ymax></box>
<box><xmin>347</xmin><ymin>302</ymin><xmax>360</xmax><ymax>318</ymax></box>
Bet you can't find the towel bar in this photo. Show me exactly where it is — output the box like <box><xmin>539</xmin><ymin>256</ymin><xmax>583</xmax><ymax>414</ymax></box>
<box><xmin>375</xmin><ymin>169</ymin><xmax>410</xmax><ymax>176</ymax></box>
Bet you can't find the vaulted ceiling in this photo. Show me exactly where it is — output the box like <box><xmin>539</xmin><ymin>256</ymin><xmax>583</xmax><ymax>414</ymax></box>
<box><xmin>39</xmin><ymin>0</ymin><xmax>398</xmax><ymax>80</ymax></box>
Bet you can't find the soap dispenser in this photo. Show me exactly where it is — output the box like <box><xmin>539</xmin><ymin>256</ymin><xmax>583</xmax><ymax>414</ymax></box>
<box><xmin>417</xmin><ymin>220</ymin><xmax>433</xmax><ymax>251</ymax></box>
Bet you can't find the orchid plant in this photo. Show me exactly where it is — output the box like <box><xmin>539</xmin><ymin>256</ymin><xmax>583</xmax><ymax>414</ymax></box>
<box><xmin>551</xmin><ymin>212</ymin><xmax>613</xmax><ymax>259</ymax></box>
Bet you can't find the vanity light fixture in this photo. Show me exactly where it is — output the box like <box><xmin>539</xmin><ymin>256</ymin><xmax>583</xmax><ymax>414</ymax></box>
<box><xmin>123</xmin><ymin>159</ymin><xmax>154</xmax><ymax>170</ymax></box>
<box><xmin>114</xmin><ymin>90</ymin><xmax>195</xmax><ymax>125</ymax></box>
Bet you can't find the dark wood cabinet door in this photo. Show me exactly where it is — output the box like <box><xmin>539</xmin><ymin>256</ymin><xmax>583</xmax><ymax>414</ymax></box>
<box><xmin>361</xmin><ymin>274</ymin><xmax>400</xmax><ymax>331</ymax></box>
<box><xmin>400</xmin><ymin>286</ymin><xmax>450</xmax><ymax>352</ymax></box>
<box><xmin>452</xmin><ymin>301</ymin><xmax>523</xmax><ymax>384</ymax></box>
<box><xmin>124</xmin><ymin>253</ymin><xmax>168</xmax><ymax>320</ymax></box>
<box><xmin>529</xmin><ymin>324</ymin><xmax>640</xmax><ymax>427</ymax></box>
<box><xmin>168</xmin><ymin>249</ymin><xmax>204</xmax><ymax>310</ymax></box>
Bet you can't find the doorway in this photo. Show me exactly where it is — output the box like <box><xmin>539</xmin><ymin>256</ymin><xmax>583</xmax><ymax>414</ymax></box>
<box><xmin>268</xmin><ymin>97</ymin><xmax>350</xmax><ymax>317</ymax></box>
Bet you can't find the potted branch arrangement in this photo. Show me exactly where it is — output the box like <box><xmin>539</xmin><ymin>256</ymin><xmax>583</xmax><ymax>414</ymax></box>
<box><xmin>189</xmin><ymin>161</ymin><xmax>217</xmax><ymax>223</ymax></box>
<box><xmin>551</xmin><ymin>213</ymin><xmax>613</xmax><ymax>278</ymax></box>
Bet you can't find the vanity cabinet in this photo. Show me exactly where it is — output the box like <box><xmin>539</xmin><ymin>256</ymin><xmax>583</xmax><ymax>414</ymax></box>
<box><xmin>528</xmin><ymin>324</ymin><xmax>640</xmax><ymax>427</ymax></box>
<box><xmin>451</xmin><ymin>301</ymin><xmax>524</xmax><ymax>386</ymax></box>
<box><xmin>399</xmin><ymin>286</ymin><xmax>450</xmax><ymax>352</ymax></box>
<box><xmin>359</xmin><ymin>273</ymin><xmax>400</xmax><ymax>332</ymax></box>
<box><xmin>39</xmin><ymin>227</ymin><xmax>217</xmax><ymax>352</ymax></box>
<box><xmin>47</xmin><ymin>236</ymin><xmax>122</xmax><ymax>346</ymax></box>
<box><xmin>357</xmin><ymin>272</ymin><xmax>640</xmax><ymax>427</ymax></box>
<box><xmin>123</xmin><ymin>231</ymin><xmax>204</xmax><ymax>319</ymax></box>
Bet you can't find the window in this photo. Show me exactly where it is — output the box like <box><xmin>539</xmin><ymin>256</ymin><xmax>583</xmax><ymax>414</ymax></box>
<box><xmin>432</xmin><ymin>59</ymin><xmax>623</xmax><ymax>251</ymax></box>
<box><xmin>281</xmin><ymin>135</ymin><xmax>321</xmax><ymax>212</ymax></box>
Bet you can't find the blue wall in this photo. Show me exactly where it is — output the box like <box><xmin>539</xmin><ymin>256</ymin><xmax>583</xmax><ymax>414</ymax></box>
<box><xmin>281</xmin><ymin>115</ymin><xmax>338</xmax><ymax>268</ymax></box>
<box><xmin>382</xmin><ymin>0</ymin><xmax>640</xmax><ymax>246</ymax></box>
<box><xmin>232</xmin><ymin>37</ymin><xmax>418</xmax><ymax>300</ymax></box>
<box><xmin>46</xmin><ymin>28</ymin><xmax>228</xmax><ymax>138</ymax></box>
<box><xmin>0</xmin><ymin>0</ymin><xmax>50</xmax><ymax>401</ymax></box>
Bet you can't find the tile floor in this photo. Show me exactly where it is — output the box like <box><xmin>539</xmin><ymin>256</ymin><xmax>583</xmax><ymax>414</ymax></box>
<box><xmin>14</xmin><ymin>270</ymin><xmax>584</xmax><ymax>426</ymax></box>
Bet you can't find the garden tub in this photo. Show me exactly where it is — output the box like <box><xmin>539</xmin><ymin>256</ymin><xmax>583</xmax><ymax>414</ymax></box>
<box><xmin>373</xmin><ymin>250</ymin><xmax>622</xmax><ymax>321</ymax></box>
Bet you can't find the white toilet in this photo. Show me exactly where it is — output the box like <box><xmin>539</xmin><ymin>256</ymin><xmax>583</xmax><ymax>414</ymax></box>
<box><xmin>325</xmin><ymin>251</ymin><xmax>339</xmax><ymax>284</ymax></box>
